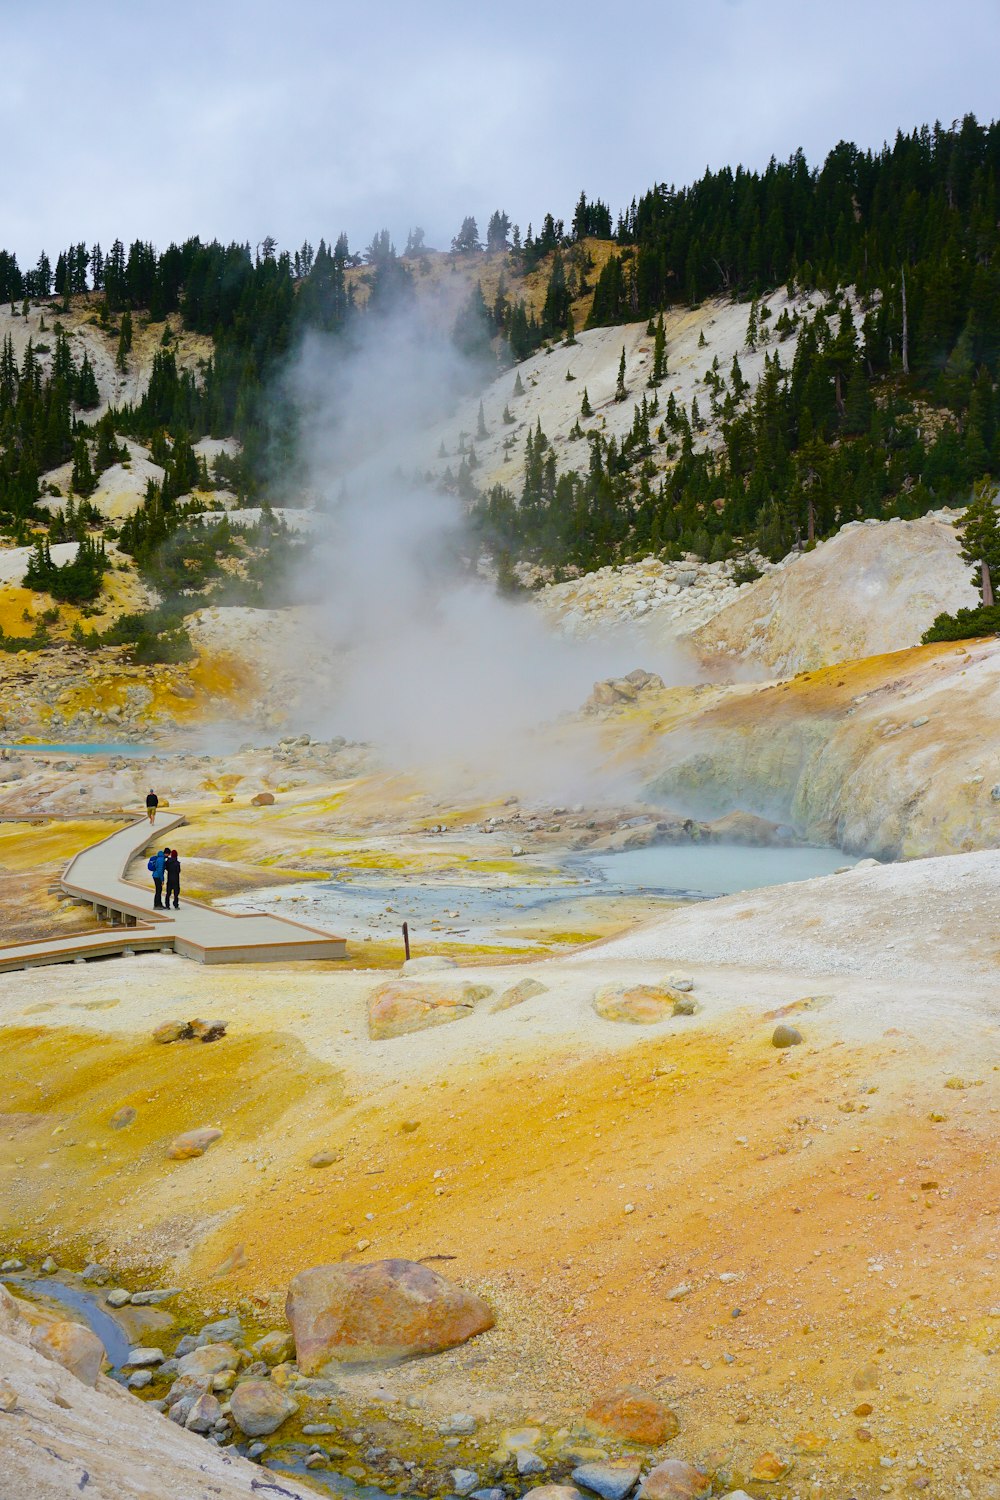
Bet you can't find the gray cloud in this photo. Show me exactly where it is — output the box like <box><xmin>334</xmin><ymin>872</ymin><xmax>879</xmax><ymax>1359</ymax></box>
<box><xmin>6</xmin><ymin>0</ymin><xmax>998</xmax><ymax>262</ymax></box>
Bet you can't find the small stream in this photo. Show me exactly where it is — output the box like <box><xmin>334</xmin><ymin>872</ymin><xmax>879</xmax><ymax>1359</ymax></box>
<box><xmin>3</xmin><ymin>1274</ymin><xmax>132</xmax><ymax>1369</ymax></box>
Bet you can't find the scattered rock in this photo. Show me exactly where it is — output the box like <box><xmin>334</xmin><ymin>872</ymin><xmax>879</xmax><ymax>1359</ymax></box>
<box><xmin>286</xmin><ymin>1258</ymin><xmax>495</xmax><ymax>1371</ymax></box>
<box><xmin>176</xmin><ymin>1343</ymin><xmax>240</xmax><ymax>1379</ymax></box>
<box><xmin>515</xmin><ymin>1449</ymin><xmax>547</xmax><ymax>1476</ymax></box>
<box><xmin>1</xmin><ymin>1259</ymin><xmax>25</xmax><ymax>1272</ymax></box>
<box><xmin>440</xmin><ymin>1412</ymin><xmax>478</xmax><ymax>1435</ymax></box>
<box><xmin>110</xmin><ymin>1105</ymin><xmax>137</xmax><ymax>1129</ymax></box>
<box><xmin>771</xmin><ymin>1024</ymin><xmax>803</xmax><ymax>1048</ymax></box>
<box><xmin>637</xmin><ymin>1460</ymin><xmax>711</xmax><ymax>1500</ymax></box>
<box><xmin>593</xmin><ymin>984</ymin><xmax>687</xmax><ymax>1024</ymax></box>
<box><xmin>526</xmin><ymin>1489</ymin><xmax>581</xmax><ymax>1500</ymax></box>
<box><xmin>668</xmin><ymin>976</ymin><xmax>694</xmax><ymax>992</ymax></box>
<box><xmin>185</xmin><ymin>1391</ymin><xmax>223</xmax><ymax>1433</ymax></box>
<box><xmin>127</xmin><ymin>1370</ymin><xmax>153</xmax><ymax>1390</ymax></box>
<box><xmin>189</xmin><ymin>1018</ymin><xmax>227</xmax><ymax>1042</ymax></box>
<box><xmin>251</xmin><ymin>791</ymin><xmax>275</xmax><ymax>805</ymax></box>
<box><xmin>0</xmin><ymin>1381</ymin><xmax>18</xmax><ymax>1411</ymax></box>
<box><xmin>852</xmin><ymin>1362</ymin><xmax>879</xmax><ymax>1391</ymax></box>
<box><xmin>750</xmin><ymin>1453</ymin><xmax>791</xmax><ymax>1481</ymax></box>
<box><xmin>229</xmin><ymin>1378</ymin><xmax>298</xmax><ymax>1436</ymax></box>
<box><xmin>131</xmin><ymin>1288</ymin><xmax>181</xmax><ymax>1306</ymax></box>
<box><xmin>81</xmin><ymin>1263</ymin><xmax>110</xmax><ymax>1285</ymax></box>
<box><xmin>451</xmin><ymin>1469</ymin><xmax>480</xmax><ymax>1495</ymax></box>
<box><xmin>492</xmin><ymin>977</ymin><xmax>548</xmax><ymax>1012</ymax></box>
<box><xmin>792</xmin><ymin>1431</ymin><xmax>828</xmax><ymax>1454</ymax></box>
<box><xmin>572</xmin><ymin>1462</ymin><xmax>642</xmax><ymax>1500</ymax></box>
<box><xmin>31</xmin><ymin>1321</ymin><xmax>104</xmax><ymax>1387</ymax></box>
<box><xmin>124</xmin><ymin>1348</ymin><xmax>165</xmax><ymax>1368</ymax></box>
<box><xmin>198</xmin><ymin>1316</ymin><xmax>243</xmax><ymax>1345</ymax></box>
<box><xmin>400</xmin><ymin>956</ymin><xmax>458</xmax><ymax>975</ymax></box>
<box><xmin>308</xmin><ymin>1150</ymin><xmax>341</xmax><ymax>1168</ymax></box>
<box><xmin>367</xmin><ymin>981</ymin><xmax>490</xmax><ymax>1040</ymax></box>
<box><xmin>586</xmin><ymin>1389</ymin><xmax>680</xmax><ymax>1445</ymax></box>
<box><xmin>106</xmin><ymin>1289</ymin><xmax>131</xmax><ymax>1308</ymax></box>
<box><xmin>167</xmin><ymin>1126</ymin><xmax>223</xmax><ymax>1160</ymax></box>
<box><xmin>39</xmin><ymin>1257</ymin><xmax>58</xmax><ymax>1275</ymax></box>
<box><xmin>252</xmin><ymin>1330</ymin><xmax>294</xmax><ymax>1365</ymax></box>
<box><xmin>153</xmin><ymin>1020</ymin><xmax>187</xmax><ymax>1044</ymax></box>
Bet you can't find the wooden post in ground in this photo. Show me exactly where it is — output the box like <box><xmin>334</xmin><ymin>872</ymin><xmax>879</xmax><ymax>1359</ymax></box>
<box><xmin>402</xmin><ymin>922</ymin><xmax>411</xmax><ymax>961</ymax></box>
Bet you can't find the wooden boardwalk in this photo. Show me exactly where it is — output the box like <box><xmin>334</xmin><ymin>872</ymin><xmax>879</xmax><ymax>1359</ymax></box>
<box><xmin>0</xmin><ymin>814</ymin><xmax>347</xmax><ymax>972</ymax></box>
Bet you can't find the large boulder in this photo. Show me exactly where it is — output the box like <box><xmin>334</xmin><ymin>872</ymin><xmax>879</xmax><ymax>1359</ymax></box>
<box><xmin>592</xmin><ymin>985</ymin><xmax>688</xmax><ymax>1025</ymax></box>
<box><xmin>586</xmin><ymin>1389</ymin><xmax>679</xmax><ymax>1445</ymax></box>
<box><xmin>285</xmin><ymin>1258</ymin><xmax>495</xmax><ymax>1371</ymax></box>
<box><xmin>367</xmin><ymin>981</ymin><xmax>490</xmax><ymax>1040</ymax></box>
<box><xmin>30</xmin><ymin>1320</ymin><xmax>105</xmax><ymax>1387</ymax></box>
<box><xmin>229</xmin><ymin>1378</ymin><xmax>298</xmax><ymax>1436</ymax></box>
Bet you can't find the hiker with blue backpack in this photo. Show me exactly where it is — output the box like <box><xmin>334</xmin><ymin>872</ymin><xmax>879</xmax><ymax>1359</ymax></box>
<box><xmin>147</xmin><ymin>847</ymin><xmax>168</xmax><ymax>908</ymax></box>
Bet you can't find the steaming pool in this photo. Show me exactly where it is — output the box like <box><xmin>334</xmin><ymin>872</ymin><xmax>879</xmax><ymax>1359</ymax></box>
<box><xmin>221</xmin><ymin>841</ymin><xmax>858</xmax><ymax>953</ymax></box>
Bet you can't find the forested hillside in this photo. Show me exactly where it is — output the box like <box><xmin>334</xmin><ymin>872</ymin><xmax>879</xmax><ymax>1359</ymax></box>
<box><xmin>0</xmin><ymin>112</ymin><xmax>998</xmax><ymax>603</ymax></box>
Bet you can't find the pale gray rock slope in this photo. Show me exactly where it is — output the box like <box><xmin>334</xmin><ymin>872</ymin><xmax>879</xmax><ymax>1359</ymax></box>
<box><xmin>0</xmin><ymin>1324</ymin><xmax>317</xmax><ymax>1500</ymax></box>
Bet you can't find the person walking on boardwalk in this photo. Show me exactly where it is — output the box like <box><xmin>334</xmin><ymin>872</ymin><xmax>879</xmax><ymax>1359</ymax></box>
<box><xmin>148</xmin><ymin>847</ymin><xmax>167</xmax><ymax>908</ymax></box>
<box><xmin>165</xmin><ymin>849</ymin><xmax>181</xmax><ymax>910</ymax></box>
<box><xmin>145</xmin><ymin>789</ymin><xmax>159</xmax><ymax>825</ymax></box>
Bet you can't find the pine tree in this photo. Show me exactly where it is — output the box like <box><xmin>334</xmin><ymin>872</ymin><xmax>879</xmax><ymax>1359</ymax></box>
<box><xmin>513</xmin><ymin>371</ymin><xmax>525</xmax><ymax>397</ymax></box>
<box><xmin>75</xmin><ymin>351</ymin><xmax>99</xmax><ymax>409</ymax></box>
<box><xmin>71</xmin><ymin>436</ymin><xmax>96</xmax><ymax>497</ymax></box>
<box><xmin>116</xmin><ymin>310</ymin><xmax>133</xmax><ymax>373</ymax></box>
<box><xmin>565</xmin><ymin>308</ymin><xmax>576</xmax><ymax>345</ymax></box>
<box><xmin>649</xmin><ymin>312</ymin><xmax>667</xmax><ymax>385</ymax></box>
<box><xmin>745</xmin><ymin>298</ymin><xmax>759</xmax><ymax>352</ymax></box>
<box><xmin>581</xmin><ymin>388</ymin><xmax>592</xmax><ymax>418</ymax></box>
<box><xmin>614</xmin><ymin>347</ymin><xmax>627</xmax><ymax>402</ymax></box>
<box><xmin>958</xmin><ymin>478</ymin><xmax>1000</xmax><ymax>606</ymax></box>
<box><xmin>477</xmin><ymin>400</ymin><xmax>488</xmax><ymax>439</ymax></box>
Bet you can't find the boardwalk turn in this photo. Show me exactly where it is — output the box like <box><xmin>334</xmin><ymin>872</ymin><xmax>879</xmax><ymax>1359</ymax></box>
<box><xmin>0</xmin><ymin>814</ymin><xmax>346</xmax><ymax>971</ymax></box>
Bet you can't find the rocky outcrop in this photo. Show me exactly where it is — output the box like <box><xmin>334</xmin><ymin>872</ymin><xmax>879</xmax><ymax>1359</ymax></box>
<box><xmin>691</xmin><ymin>511</ymin><xmax>974</xmax><ymax>676</ymax></box>
<box><xmin>367</xmin><ymin>980</ymin><xmax>491</xmax><ymax>1039</ymax></box>
<box><xmin>285</xmin><ymin>1258</ymin><xmax>495</xmax><ymax>1371</ymax></box>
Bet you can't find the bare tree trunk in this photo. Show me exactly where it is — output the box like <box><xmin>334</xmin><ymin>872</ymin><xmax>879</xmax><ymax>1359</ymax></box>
<box><xmin>807</xmin><ymin>496</ymin><xmax>815</xmax><ymax>545</ymax></box>
<box><xmin>983</xmin><ymin>560</ymin><xmax>995</xmax><ymax>609</ymax></box>
<box><xmin>901</xmin><ymin>264</ymin><xmax>910</xmax><ymax>377</ymax></box>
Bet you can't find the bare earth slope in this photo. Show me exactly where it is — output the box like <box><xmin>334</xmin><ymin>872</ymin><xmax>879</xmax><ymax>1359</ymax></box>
<box><xmin>690</xmin><ymin>512</ymin><xmax>977</xmax><ymax>676</ymax></box>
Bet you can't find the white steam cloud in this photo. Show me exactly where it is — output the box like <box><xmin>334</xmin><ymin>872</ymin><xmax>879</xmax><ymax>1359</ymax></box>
<box><xmin>277</xmin><ymin>304</ymin><xmax>693</xmax><ymax>798</ymax></box>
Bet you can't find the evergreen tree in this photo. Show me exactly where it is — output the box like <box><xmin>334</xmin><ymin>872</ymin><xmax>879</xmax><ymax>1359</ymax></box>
<box><xmin>649</xmin><ymin>312</ymin><xmax>667</xmax><ymax>385</ymax></box>
<box><xmin>614</xmin><ymin>347</ymin><xmax>627</xmax><ymax>402</ymax></box>
<box><xmin>477</xmin><ymin>400</ymin><xmax>488</xmax><ymax>439</ymax></box>
<box><xmin>513</xmin><ymin>371</ymin><xmax>525</xmax><ymax>397</ymax></box>
<box><xmin>958</xmin><ymin>478</ymin><xmax>1000</xmax><ymax>606</ymax></box>
<box><xmin>116</xmin><ymin>309</ymin><xmax>133</xmax><ymax>372</ymax></box>
<box><xmin>70</xmin><ymin>436</ymin><xmax>96</xmax><ymax>497</ymax></box>
<box><xmin>581</xmin><ymin>387</ymin><xmax>592</xmax><ymax>418</ymax></box>
<box><xmin>451</xmin><ymin>216</ymin><xmax>482</xmax><ymax>253</ymax></box>
<box><xmin>565</xmin><ymin>308</ymin><xmax>576</xmax><ymax>345</ymax></box>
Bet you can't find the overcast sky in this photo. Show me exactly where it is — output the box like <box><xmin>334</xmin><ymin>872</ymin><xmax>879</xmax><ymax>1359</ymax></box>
<box><xmin>5</xmin><ymin>0</ymin><xmax>998</xmax><ymax>265</ymax></box>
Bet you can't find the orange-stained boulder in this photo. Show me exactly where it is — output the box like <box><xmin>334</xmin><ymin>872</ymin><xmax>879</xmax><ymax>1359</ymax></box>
<box><xmin>367</xmin><ymin>981</ymin><xmax>489</xmax><ymax>1040</ymax></box>
<box><xmin>30</xmin><ymin>1319</ymin><xmax>104</xmax><ymax>1387</ymax></box>
<box><xmin>586</xmin><ymin>1388</ymin><xmax>679</xmax><ymax>1445</ymax></box>
<box><xmin>593</xmin><ymin>985</ymin><xmax>686</xmax><ymax>1024</ymax></box>
<box><xmin>286</xmin><ymin>1258</ymin><xmax>494</xmax><ymax>1371</ymax></box>
<box><xmin>167</xmin><ymin>1126</ymin><xmax>223</xmax><ymax>1159</ymax></box>
<box><xmin>637</xmin><ymin>1460</ymin><xmax>711</xmax><ymax>1500</ymax></box>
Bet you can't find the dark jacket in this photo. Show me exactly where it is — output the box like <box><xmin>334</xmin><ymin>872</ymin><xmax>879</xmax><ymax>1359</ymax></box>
<box><xmin>165</xmin><ymin>854</ymin><xmax>181</xmax><ymax>888</ymax></box>
<box><xmin>146</xmin><ymin>792</ymin><xmax>158</xmax><ymax>808</ymax></box>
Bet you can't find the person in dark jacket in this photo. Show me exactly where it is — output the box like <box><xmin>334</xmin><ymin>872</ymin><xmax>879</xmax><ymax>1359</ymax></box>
<box><xmin>165</xmin><ymin>849</ymin><xmax>181</xmax><ymax>910</ymax></box>
<box><xmin>146</xmin><ymin>789</ymin><xmax>159</xmax><ymax>825</ymax></box>
<box><xmin>148</xmin><ymin>847</ymin><xmax>167</xmax><ymax>908</ymax></box>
